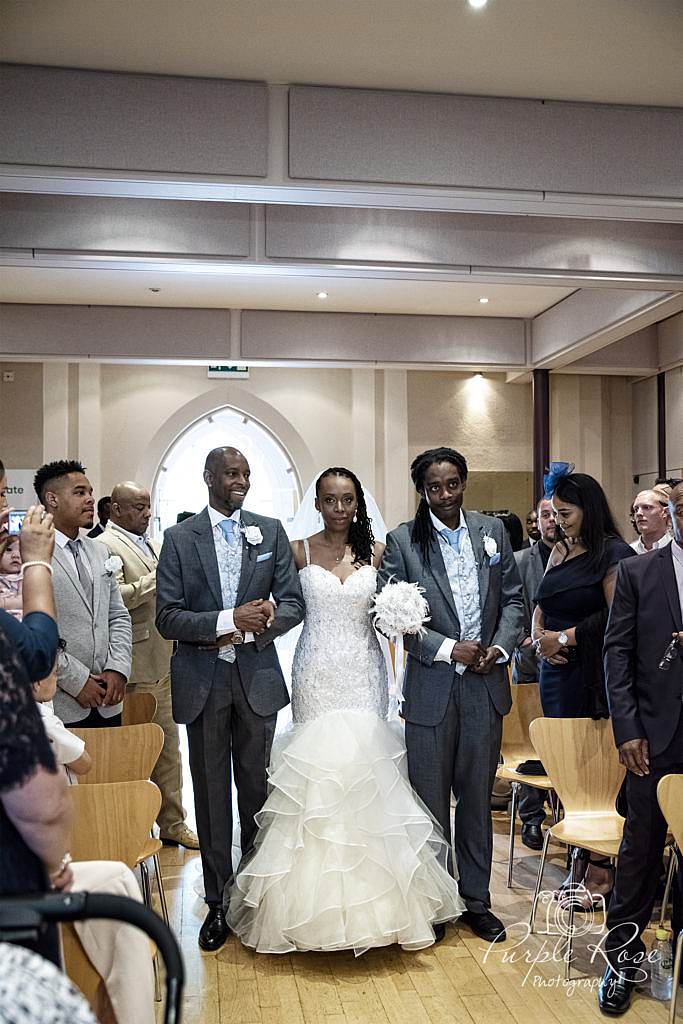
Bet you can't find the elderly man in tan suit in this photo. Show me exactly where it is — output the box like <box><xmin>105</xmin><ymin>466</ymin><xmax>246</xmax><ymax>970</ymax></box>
<box><xmin>99</xmin><ymin>482</ymin><xmax>198</xmax><ymax>849</ymax></box>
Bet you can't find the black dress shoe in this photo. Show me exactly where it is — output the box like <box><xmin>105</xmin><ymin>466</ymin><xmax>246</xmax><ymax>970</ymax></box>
<box><xmin>433</xmin><ymin>923</ymin><xmax>446</xmax><ymax>943</ymax></box>
<box><xmin>597</xmin><ymin>965</ymin><xmax>637</xmax><ymax>1016</ymax></box>
<box><xmin>198</xmin><ymin>906</ymin><xmax>230</xmax><ymax>952</ymax></box>
<box><xmin>459</xmin><ymin>910</ymin><xmax>506</xmax><ymax>943</ymax></box>
<box><xmin>521</xmin><ymin>824</ymin><xmax>544</xmax><ymax>851</ymax></box>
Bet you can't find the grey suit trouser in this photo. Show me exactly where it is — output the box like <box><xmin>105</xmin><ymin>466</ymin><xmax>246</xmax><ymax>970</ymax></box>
<box><xmin>405</xmin><ymin>670</ymin><xmax>503</xmax><ymax>915</ymax></box>
<box><xmin>186</xmin><ymin>659</ymin><xmax>276</xmax><ymax>906</ymax></box>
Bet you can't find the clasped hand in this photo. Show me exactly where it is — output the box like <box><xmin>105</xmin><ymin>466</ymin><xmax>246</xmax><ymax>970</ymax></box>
<box><xmin>450</xmin><ymin>641</ymin><xmax>499</xmax><ymax>673</ymax></box>
<box><xmin>77</xmin><ymin>670</ymin><xmax>126</xmax><ymax>708</ymax></box>
<box><xmin>535</xmin><ymin>631</ymin><xmax>568</xmax><ymax>665</ymax></box>
<box><xmin>233</xmin><ymin>599</ymin><xmax>275</xmax><ymax>634</ymax></box>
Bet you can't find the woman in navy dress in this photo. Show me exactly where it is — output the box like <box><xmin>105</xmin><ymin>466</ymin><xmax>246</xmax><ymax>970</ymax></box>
<box><xmin>532</xmin><ymin>469</ymin><xmax>635</xmax><ymax>906</ymax></box>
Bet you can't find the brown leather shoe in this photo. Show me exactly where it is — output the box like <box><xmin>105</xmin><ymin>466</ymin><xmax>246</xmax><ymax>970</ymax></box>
<box><xmin>160</xmin><ymin>825</ymin><xmax>200</xmax><ymax>850</ymax></box>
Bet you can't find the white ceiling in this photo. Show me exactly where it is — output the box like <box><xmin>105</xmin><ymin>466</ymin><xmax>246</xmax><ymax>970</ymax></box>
<box><xmin>2</xmin><ymin>0</ymin><xmax>682</xmax><ymax>106</ymax></box>
<box><xmin>0</xmin><ymin>266</ymin><xmax>574</xmax><ymax>317</ymax></box>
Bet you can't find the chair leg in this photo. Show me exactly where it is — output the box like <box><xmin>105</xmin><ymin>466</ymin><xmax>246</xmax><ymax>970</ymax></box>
<box><xmin>140</xmin><ymin>860</ymin><xmax>162</xmax><ymax>1003</ymax></box>
<box><xmin>507</xmin><ymin>782</ymin><xmax>520</xmax><ymax>888</ymax></box>
<box><xmin>549</xmin><ymin>789</ymin><xmax>560</xmax><ymax>824</ymax></box>
<box><xmin>153</xmin><ymin>852</ymin><xmax>170</xmax><ymax>927</ymax></box>
<box><xmin>529</xmin><ymin>828</ymin><xmax>553</xmax><ymax>933</ymax></box>
<box><xmin>564</xmin><ymin>847</ymin><xmax>580</xmax><ymax>981</ymax></box>
<box><xmin>660</xmin><ymin>845</ymin><xmax>678</xmax><ymax>928</ymax></box>
<box><xmin>669</xmin><ymin>928</ymin><xmax>682</xmax><ymax>1024</ymax></box>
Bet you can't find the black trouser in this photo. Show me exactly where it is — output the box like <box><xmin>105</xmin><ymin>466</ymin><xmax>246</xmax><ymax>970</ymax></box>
<box><xmin>65</xmin><ymin>708</ymin><xmax>122</xmax><ymax>728</ymax></box>
<box><xmin>605</xmin><ymin>714</ymin><xmax>683</xmax><ymax>972</ymax></box>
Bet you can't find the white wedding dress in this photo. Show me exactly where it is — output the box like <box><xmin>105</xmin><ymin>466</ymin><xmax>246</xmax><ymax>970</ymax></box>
<box><xmin>227</xmin><ymin>548</ymin><xmax>464</xmax><ymax>955</ymax></box>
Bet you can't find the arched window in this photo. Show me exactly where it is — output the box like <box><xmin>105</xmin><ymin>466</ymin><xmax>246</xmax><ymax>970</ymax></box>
<box><xmin>152</xmin><ymin>406</ymin><xmax>300</xmax><ymax>536</ymax></box>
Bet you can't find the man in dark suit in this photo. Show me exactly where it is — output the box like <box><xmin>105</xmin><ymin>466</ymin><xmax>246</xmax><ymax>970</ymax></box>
<box><xmin>512</xmin><ymin>496</ymin><xmax>557</xmax><ymax>849</ymax></box>
<box><xmin>379</xmin><ymin>447</ymin><xmax>524</xmax><ymax>943</ymax></box>
<box><xmin>156</xmin><ymin>447</ymin><xmax>304</xmax><ymax>952</ymax></box>
<box><xmin>520</xmin><ymin>508</ymin><xmax>541</xmax><ymax>550</ymax></box>
<box><xmin>598</xmin><ymin>480</ymin><xmax>683</xmax><ymax>1015</ymax></box>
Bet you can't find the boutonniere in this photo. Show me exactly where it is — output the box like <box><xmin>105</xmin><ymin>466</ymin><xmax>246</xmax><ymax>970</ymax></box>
<box><xmin>103</xmin><ymin>555</ymin><xmax>123</xmax><ymax>575</ymax></box>
<box><xmin>241</xmin><ymin>524</ymin><xmax>263</xmax><ymax>546</ymax></box>
<box><xmin>482</xmin><ymin>533</ymin><xmax>498</xmax><ymax>559</ymax></box>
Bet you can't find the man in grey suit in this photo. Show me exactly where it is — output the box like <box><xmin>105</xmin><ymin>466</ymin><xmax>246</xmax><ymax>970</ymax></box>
<box><xmin>511</xmin><ymin>496</ymin><xmax>557</xmax><ymax>849</ymax></box>
<box><xmin>33</xmin><ymin>460</ymin><xmax>132</xmax><ymax>727</ymax></box>
<box><xmin>379</xmin><ymin>447</ymin><xmax>524</xmax><ymax>944</ymax></box>
<box><xmin>156</xmin><ymin>446</ymin><xmax>304</xmax><ymax>952</ymax></box>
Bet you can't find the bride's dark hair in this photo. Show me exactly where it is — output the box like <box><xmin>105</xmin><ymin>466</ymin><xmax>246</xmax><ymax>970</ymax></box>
<box><xmin>316</xmin><ymin>467</ymin><xmax>375</xmax><ymax>566</ymax></box>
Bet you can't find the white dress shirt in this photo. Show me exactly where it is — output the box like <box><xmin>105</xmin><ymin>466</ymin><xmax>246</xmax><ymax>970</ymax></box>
<box><xmin>630</xmin><ymin>532</ymin><xmax>672</xmax><ymax>555</ymax></box>
<box><xmin>207</xmin><ymin>506</ymin><xmax>255</xmax><ymax>643</ymax></box>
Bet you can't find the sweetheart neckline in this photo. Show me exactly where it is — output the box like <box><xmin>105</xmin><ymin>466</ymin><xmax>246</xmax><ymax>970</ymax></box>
<box><xmin>299</xmin><ymin>563</ymin><xmax>376</xmax><ymax>587</ymax></box>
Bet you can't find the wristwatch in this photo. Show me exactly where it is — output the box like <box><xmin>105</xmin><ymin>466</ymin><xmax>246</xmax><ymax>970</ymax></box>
<box><xmin>557</xmin><ymin>631</ymin><xmax>569</xmax><ymax>647</ymax></box>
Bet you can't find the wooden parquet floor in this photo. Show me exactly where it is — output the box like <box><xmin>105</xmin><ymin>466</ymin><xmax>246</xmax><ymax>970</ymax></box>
<box><xmin>154</xmin><ymin>811</ymin><xmax>677</xmax><ymax>1024</ymax></box>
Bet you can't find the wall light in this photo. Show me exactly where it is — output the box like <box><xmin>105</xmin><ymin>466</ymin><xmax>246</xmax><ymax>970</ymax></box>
<box><xmin>479</xmin><ymin>296</ymin><xmax>489</xmax><ymax>304</ymax></box>
<box><xmin>468</xmin><ymin>0</ymin><xmax>488</xmax><ymax>8</ymax></box>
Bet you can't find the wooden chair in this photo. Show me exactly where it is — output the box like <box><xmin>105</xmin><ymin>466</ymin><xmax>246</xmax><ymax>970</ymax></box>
<box><xmin>496</xmin><ymin>682</ymin><xmax>556</xmax><ymax>886</ymax></box>
<box><xmin>66</xmin><ymin>780</ymin><xmax>163</xmax><ymax>1005</ymax></box>
<box><xmin>122</xmin><ymin>690</ymin><xmax>157</xmax><ymax>726</ymax></box>
<box><xmin>70</xmin><ymin>726</ymin><xmax>170</xmax><ymax>929</ymax></box>
<box><xmin>528</xmin><ymin>717</ymin><xmax>626</xmax><ymax>979</ymax></box>
<box><xmin>71</xmin><ymin>722</ymin><xmax>164</xmax><ymax>785</ymax></box>
<box><xmin>657</xmin><ymin>774</ymin><xmax>683</xmax><ymax>1024</ymax></box>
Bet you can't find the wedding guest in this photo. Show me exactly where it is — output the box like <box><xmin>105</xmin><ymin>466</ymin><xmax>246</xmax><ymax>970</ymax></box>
<box><xmin>34</xmin><ymin>460</ymin><xmax>132</xmax><ymax>728</ymax></box>
<box><xmin>511</xmin><ymin>496</ymin><xmax>558</xmax><ymax>849</ymax></box>
<box><xmin>629</xmin><ymin>488</ymin><xmax>671</xmax><ymax>554</ymax></box>
<box><xmin>99</xmin><ymin>481</ymin><xmax>198</xmax><ymax>849</ymax></box>
<box><xmin>598</xmin><ymin>480</ymin><xmax>683</xmax><ymax>1015</ymax></box>
<box><xmin>87</xmin><ymin>495</ymin><xmax>111</xmax><ymax>539</ymax></box>
<box><xmin>380</xmin><ymin>447</ymin><xmax>525</xmax><ymax>943</ymax></box>
<box><xmin>522</xmin><ymin>508</ymin><xmax>541</xmax><ymax>548</ymax></box>
<box><xmin>533</xmin><ymin>466</ymin><xmax>635</xmax><ymax>908</ymax></box>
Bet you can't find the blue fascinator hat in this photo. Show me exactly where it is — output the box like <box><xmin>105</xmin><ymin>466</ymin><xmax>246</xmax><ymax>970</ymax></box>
<box><xmin>543</xmin><ymin>461</ymin><xmax>575</xmax><ymax>498</ymax></box>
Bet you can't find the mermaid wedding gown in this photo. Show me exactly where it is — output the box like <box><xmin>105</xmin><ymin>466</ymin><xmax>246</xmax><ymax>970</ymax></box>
<box><xmin>227</xmin><ymin>547</ymin><xmax>464</xmax><ymax>955</ymax></box>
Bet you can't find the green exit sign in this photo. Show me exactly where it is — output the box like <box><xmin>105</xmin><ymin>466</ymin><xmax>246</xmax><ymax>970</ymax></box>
<box><xmin>207</xmin><ymin>365</ymin><xmax>250</xmax><ymax>379</ymax></box>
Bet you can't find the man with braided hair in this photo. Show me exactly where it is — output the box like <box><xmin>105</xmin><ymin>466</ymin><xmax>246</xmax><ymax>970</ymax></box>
<box><xmin>379</xmin><ymin>447</ymin><xmax>524</xmax><ymax>943</ymax></box>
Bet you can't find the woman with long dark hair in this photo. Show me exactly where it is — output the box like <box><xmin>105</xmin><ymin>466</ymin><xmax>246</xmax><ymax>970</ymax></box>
<box><xmin>532</xmin><ymin>466</ymin><xmax>635</xmax><ymax>907</ymax></box>
<box><xmin>228</xmin><ymin>467</ymin><xmax>463</xmax><ymax>954</ymax></box>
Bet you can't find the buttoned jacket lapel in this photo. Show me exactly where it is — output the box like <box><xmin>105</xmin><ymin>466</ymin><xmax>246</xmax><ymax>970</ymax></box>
<box><xmin>192</xmin><ymin>509</ymin><xmax>224</xmax><ymax>610</ymax></box>
<box><xmin>106</xmin><ymin>524</ymin><xmax>157</xmax><ymax>572</ymax></box>
<box><xmin>657</xmin><ymin>544</ymin><xmax>683</xmax><ymax>632</ymax></box>
<box><xmin>53</xmin><ymin>541</ymin><xmax>93</xmax><ymax>614</ymax></box>
<box><xmin>236</xmin><ymin>510</ymin><xmax>258</xmax><ymax>604</ymax></box>
<box><xmin>424</xmin><ymin>535</ymin><xmax>459</xmax><ymax>625</ymax></box>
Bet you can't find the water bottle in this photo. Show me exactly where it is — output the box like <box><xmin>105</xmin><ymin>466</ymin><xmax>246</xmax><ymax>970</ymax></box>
<box><xmin>650</xmin><ymin>928</ymin><xmax>673</xmax><ymax>1001</ymax></box>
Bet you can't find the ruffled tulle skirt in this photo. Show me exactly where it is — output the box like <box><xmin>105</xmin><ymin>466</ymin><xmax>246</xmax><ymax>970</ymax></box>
<box><xmin>227</xmin><ymin>710</ymin><xmax>464</xmax><ymax>955</ymax></box>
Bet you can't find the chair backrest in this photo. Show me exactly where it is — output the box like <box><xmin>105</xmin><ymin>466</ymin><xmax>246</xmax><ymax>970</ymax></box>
<box><xmin>71</xmin><ymin>722</ymin><xmax>164</xmax><ymax>784</ymax></box>
<box><xmin>529</xmin><ymin>717</ymin><xmax>625</xmax><ymax>815</ymax></box>
<box><xmin>69</xmin><ymin>780</ymin><xmax>161</xmax><ymax>868</ymax></box>
<box><xmin>500</xmin><ymin>682</ymin><xmax>543</xmax><ymax>766</ymax></box>
<box><xmin>658</xmin><ymin>774</ymin><xmax>683</xmax><ymax>849</ymax></box>
<box><xmin>122</xmin><ymin>691</ymin><xmax>157</xmax><ymax>726</ymax></box>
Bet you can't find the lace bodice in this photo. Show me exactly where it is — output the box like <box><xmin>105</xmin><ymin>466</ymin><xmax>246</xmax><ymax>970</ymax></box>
<box><xmin>291</xmin><ymin>562</ymin><xmax>388</xmax><ymax>724</ymax></box>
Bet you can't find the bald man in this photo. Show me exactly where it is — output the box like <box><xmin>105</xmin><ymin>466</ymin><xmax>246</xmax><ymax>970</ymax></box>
<box><xmin>98</xmin><ymin>482</ymin><xmax>198</xmax><ymax>849</ymax></box>
<box><xmin>629</xmin><ymin>489</ymin><xmax>671</xmax><ymax>554</ymax></box>
<box><xmin>156</xmin><ymin>447</ymin><xmax>304</xmax><ymax>951</ymax></box>
<box><xmin>599</xmin><ymin>481</ymin><xmax>683</xmax><ymax>1014</ymax></box>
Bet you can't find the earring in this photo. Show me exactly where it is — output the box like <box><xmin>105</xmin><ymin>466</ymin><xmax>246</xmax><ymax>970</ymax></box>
<box><xmin>352</xmin><ymin>513</ymin><xmax>357</xmax><ymax>523</ymax></box>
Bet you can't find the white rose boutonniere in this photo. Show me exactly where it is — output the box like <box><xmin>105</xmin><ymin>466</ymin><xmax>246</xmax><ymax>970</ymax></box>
<box><xmin>241</xmin><ymin>525</ymin><xmax>264</xmax><ymax>546</ymax></box>
<box><xmin>103</xmin><ymin>555</ymin><xmax>123</xmax><ymax>575</ymax></box>
<box><xmin>483</xmin><ymin>533</ymin><xmax>498</xmax><ymax>559</ymax></box>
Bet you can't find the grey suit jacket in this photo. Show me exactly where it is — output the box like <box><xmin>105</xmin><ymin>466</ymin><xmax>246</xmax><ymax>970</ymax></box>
<box><xmin>155</xmin><ymin>507</ymin><xmax>305</xmax><ymax>724</ymax></box>
<box><xmin>52</xmin><ymin>537</ymin><xmax>133</xmax><ymax>723</ymax></box>
<box><xmin>511</xmin><ymin>542</ymin><xmax>546</xmax><ymax>682</ymax></box>
<box><xmin>378</xmin><ymin>511</ymin><xmax>525</xmax><ymax>725</ymax></box>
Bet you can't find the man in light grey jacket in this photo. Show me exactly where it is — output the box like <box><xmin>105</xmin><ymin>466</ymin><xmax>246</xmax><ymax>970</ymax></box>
<box><xmin>34</xmin><ymin>460</ymin><xmax>132</xmax><ymax>727</ymax></box>
<box><xmin>379</xmin><ymin>447</ymin><xmax>524</xmax><ymax>945</ymax></box>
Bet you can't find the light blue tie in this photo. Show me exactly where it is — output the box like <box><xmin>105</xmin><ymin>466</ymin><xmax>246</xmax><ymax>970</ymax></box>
<box><xmin>441</xmin><ymin>527</ymin><xmax>462</xmax><ymax>554</ymax></box>
<box><xmin>219</xmin><ymin>519</ymin><xmax>238</xmax><ymax>543</ymax></box>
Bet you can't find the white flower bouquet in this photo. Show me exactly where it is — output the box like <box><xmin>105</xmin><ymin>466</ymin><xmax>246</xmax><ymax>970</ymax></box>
<box><xmin>370</xmin><ymin>579</ymin><xmax>430</xmax><ymax>703</ymax></box>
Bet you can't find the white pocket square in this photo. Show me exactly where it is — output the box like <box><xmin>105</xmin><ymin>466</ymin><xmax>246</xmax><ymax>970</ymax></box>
<box><xmin>256</xmin><ymin>551</ymin><xmax>273</xmax><ymax>562</ymax></box>
<box><xmin>490</xmin><ymin>552</ymin><xmax>501</xmax><ymax>565</ymax></box>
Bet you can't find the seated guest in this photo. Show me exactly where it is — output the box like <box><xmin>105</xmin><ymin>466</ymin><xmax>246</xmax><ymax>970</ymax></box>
<box><xmin>33</xmin><ymin>643</ymin><xmax>92</xmax><ymax>783</ymax></box>
<box><xmin>87</xmin><ymin>495</ymin><xmax>111</xmax><ymax>539</ymax></box>
<box><xmin>34</xmin><ymin>460</ymin><xmax>132</xmax><ymax>728</ymax></box>
<box><xmin>598</xmin><ymin>480</ymin><xmax>683</xmax><ymax>1015</ymax></box>
<box><xmin>630</xmin><ymin>488</ymin><xmax>671</xmax><ymax>553</ymax></box>
<box><xmin>533</xmin><ymin>466</ymin><xmax>635</xmax><ymax>907</ymax></box>
<box><xmin>511</xmin><ymin>496</ymin><xmax>558</xmax><ymax>849</ymax></box>
<box><xmin>0</xmin><ymin>534</ymin><xmax>23</xmax><ymax>618</ymax></box>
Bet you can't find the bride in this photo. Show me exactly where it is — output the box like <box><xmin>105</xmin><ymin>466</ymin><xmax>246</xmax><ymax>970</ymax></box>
<box><xmin>227</xmin><ymin>467</ymin><xmax>463</xmax><ymax>954</ymax></box>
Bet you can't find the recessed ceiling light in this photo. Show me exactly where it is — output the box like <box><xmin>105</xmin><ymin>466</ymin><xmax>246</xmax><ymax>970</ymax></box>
<box><xmin>148</xmin><ymin>287</ymin><xmax>161</xmax><ymax>293</ymax></box>
<box><xmin>317</xmin><ymin>291</ymin><xmax>328</xmax><ymax>299</ymax></box>
<box><xmin>479</xmin><ymin>296</ymin><xmax>489</xmax><ymax>304</ymax></box>
<box><xmin>474</xmin><ymin>373</ymin><xmax>484</xmax><ymax>380</ymax></box>
<box><xmin>468</xmin><ymin>0</ymin><xmax>488</xmax><ymax>8</ymax></box>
